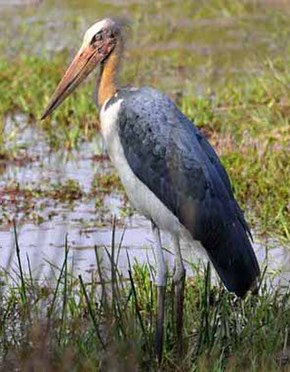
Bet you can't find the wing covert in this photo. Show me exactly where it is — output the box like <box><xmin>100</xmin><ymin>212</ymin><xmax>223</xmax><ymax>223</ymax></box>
<box><xmin>117</xmin><ymin>88</ymin><xmax>234</xmax><ymax>239</ymax></box>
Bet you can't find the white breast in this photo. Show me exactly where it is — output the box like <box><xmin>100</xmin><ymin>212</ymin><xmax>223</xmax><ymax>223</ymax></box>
<box><xmin>100</xmin><ymin>98</ymin><xmax>205</xmax><ymax>253</ymax></box>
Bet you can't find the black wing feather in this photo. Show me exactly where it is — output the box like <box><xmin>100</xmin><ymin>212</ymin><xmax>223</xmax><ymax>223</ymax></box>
<box><xmin>114</xmin><ymin>87</ymin><xmax>260</xmax><ymax>297</ymax></box>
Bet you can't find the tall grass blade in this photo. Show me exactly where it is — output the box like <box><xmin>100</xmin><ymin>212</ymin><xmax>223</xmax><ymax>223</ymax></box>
<box><xmin>79</xmin><ymin>274</ymin><xmax>106</xmax><ymax>350</ymax></box>
<box><xmin>13</xmin><ymin>220</ymin><xmax>27</xmax><ymax>305</ymax></box>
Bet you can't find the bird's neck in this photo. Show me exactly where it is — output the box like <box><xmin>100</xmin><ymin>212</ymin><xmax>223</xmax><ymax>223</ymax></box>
<box><xmin>97</xmin><ymin>40</ymin><xmax>123</xmax><ymax>107</ymax></box>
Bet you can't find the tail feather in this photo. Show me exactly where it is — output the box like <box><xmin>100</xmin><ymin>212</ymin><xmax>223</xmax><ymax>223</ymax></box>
<box><xmin>203</xmin><ymin>222</ymin><xmax>260</xmax><ymax>298</ymax></box>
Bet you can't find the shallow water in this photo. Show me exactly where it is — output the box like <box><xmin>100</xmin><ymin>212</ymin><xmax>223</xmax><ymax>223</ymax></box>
<box><xmin>1</xmin><ymin>212</ymin><xmax>290</xmax><ymax>288</ymax></box>
<box><xmin>0</xmin><ymin>1</ymin><xmax>290</xmax><ymax>285</ymax></box>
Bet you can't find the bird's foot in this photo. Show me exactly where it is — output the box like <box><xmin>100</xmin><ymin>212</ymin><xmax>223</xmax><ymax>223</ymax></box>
<box><xmin>155</xmin><ymin>285</ymin><xmax>166</xmax><ymax>364</ymax></box>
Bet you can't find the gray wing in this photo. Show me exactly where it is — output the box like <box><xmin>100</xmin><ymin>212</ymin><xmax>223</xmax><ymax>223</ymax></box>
<box><xmin>115</xmin><ymin>87</ymin><xmax>259</xmax><ymax>296</ymax></box>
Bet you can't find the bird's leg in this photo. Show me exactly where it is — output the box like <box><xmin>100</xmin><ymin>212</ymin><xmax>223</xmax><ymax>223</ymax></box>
<box><xmin>172</xmin><ymin>235</ymin><xmax>186</xmax><ymax>358</ymax></box>
<box><xmin>151</xmin><ymin>221</ymin><xmax>166</xmax><ymax>364</ymax></box>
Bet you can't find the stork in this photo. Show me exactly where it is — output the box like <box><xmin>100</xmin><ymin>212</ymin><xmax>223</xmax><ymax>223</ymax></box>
<box><xmin>41</xmin><ymin>18</ymin><xmax>260</xmax><ymax>361</ymax></box>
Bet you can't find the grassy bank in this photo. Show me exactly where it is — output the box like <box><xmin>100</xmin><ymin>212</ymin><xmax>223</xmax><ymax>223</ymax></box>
<box><xmin>0</xmin><ymin>234</ymin><xmax>289</xmax><ymax>371</ymax></box>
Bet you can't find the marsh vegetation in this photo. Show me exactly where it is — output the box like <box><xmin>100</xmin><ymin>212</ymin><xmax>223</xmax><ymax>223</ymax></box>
<box><xmin>0</xmin><ymin>0</ymin><xmax>290</xmax><ymax>370</ymax></box>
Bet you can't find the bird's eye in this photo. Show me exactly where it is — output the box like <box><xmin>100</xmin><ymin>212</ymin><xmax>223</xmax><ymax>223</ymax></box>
<box><xmin>91</xmin><ymin>32</ymin><xmax>103</xmax><ymax>44</ymax></box>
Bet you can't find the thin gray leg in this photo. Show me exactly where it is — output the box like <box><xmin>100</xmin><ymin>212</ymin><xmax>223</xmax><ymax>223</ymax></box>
<box><xmin>172</xmin><ymin>235</ymin><xmax>186</xmax><ymax>358</ymax></box>
<box><xmin>151</xmin><ymin>221</ymin><xmax>166</xmax><ymax>363</ymax></box>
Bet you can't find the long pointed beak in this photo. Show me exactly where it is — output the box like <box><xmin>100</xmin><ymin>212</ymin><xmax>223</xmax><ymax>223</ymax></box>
<box><xmin>41</xmin><ymin>45</ymin><xmax>101</xmax><ymax>120</ymax></box>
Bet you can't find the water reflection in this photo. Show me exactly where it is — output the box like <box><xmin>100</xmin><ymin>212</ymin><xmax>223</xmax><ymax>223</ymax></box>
<box><xmin>1</xmin><ymin>218</ymin><xmax>290</xmax><ymax>288</ymax></box>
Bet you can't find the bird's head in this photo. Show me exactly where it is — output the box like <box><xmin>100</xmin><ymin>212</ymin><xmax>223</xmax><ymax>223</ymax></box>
<box><xmin>41</xmin><ymin>18</ymin><xmax>121</xmax><ymax>119</ymax></box>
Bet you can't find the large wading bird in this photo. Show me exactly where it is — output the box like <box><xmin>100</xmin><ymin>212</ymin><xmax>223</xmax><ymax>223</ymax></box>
<box><xmin>42</xmin><ymin>18</ymin><xmax>260</xmax><ymax>361</ymax></box>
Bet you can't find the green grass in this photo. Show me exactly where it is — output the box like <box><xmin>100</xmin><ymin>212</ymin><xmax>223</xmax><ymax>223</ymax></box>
<box><xmin>0</xmin><ymin>54</ymin><xmax>98</xmax><ymax>152</ymax></box>
<box><xmin>180</xmin><ymin>59</ymin><xmax>290</xmax><ymax>239</ymax></box>
<box><xmin>0</xmin><ymin>234</ymin><xmax>290</xmax><ymax>371</ymax></box>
